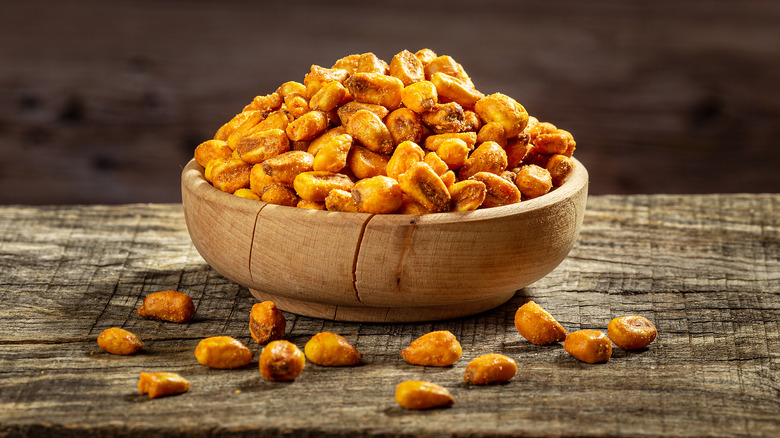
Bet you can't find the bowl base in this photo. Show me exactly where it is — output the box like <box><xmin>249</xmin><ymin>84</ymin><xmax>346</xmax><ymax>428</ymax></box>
<box><xmin>249</xmin><ymin>289</ymin><xmax>516</xmax><ymax>323</ymax></box>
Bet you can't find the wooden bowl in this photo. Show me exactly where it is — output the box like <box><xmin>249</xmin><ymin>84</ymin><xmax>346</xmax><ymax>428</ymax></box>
<box><xmin>181</xmin><ymin>158</ymin><xmax>588</xmax><ymax>322</ymax></box>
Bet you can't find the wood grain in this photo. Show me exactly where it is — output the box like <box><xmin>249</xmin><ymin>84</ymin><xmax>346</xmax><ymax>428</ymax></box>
<box><xmin>1</xmin><ymin>1</ymin><xmax>780</xmax><ymax>204</ymax></box>
<box><xmin>0</xmin><ymin>195</ymin><xmax>778</xmax><ymax>437</ymax></box>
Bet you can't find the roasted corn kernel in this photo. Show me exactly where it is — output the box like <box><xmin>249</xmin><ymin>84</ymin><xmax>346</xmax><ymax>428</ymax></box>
<box><xmin>415</xmin><ymin>48</ymin><xmax>438</xmax><ymax>66</ymax></box>
<box><xmin>564</xmin><ymin>330</ymin><xmax>612</xmax><ymax>364</ymax></box>
<box><xmin>303</xmin><ymin>65</ymin><xmax>349</xmax><ymax>99</ymax></box>
<box><xmin>344</xmin><ymin>72</ymin><xmax>404</xmax><ymax>110</ymax></box>
<box><xmin>514</xmin><ymin>300</ymin><xmax>566</xmax><ymax>345</ymax></box>
<box><xmin>458</xmin><ymin>141</ymin><xmax>508</xmax><ymax>180</ymax></box>
<box><xmin>400</xmin><ymin>330</ymin><xmax>462</xmax><ymax>367</ymax></box>
<box><xmin>234</xmin><ymin>188</ymin><xmax>260</xmax><ymax>201</ymax></box>
<box><xmin>249</xmin><ymin>301</ymin><xmax>286</xmax><ymax>344</ymax></box>
<box><xmin>463</xmin><ymin>354</ymin><xmax>517</xmax><ymax>385</ymax></box>
<box><xmin>398</xmin><ymin>162</ymin><xmax>451</xmax><ymax>213</ymax></box>
<box><xmin>424</xmin><ymin>55</ymin><xmax>473</xmax><ymax>88</ymax></box>
<box><xmin>430</xmin><ymin>72</ymin><xmax>483</xmax><ymax>109</ymax></box>
<box><xmin>210</xmin><ymin>158</ymin><xmax>253</xmax><ymax>194</ymax></box>
<box><xmin>294</xmin><ymin>171</ymin><xmax>355</xmax><ymax>202</ymax></box>
<box><xmin>336</xmin><ymin>101</ymin><xmax>389</xmax><ymax>126</ymax></box>
<box><xmin>194</xmin><ymin>140</ymin><xmax>233</xmax><ymax>168</ymax></box>
<box><xmin>243</xmin><ymin>93</ymin><xmax>283</xmax><ymax>114</ymax></box>
<box><xmin>312</xmin><ymin>133</ymin><xmax>352</xmax><ymax>173</ymax></box>
<box><xmin>194</xmin><ymin>336</ymin><xmax>254</xmax><ymax>369</ymax></box>
<box><xmin>534</xmin><ymin>131</ymin><xmax>570</xmax><ymax>155</ymax></box>
<box><xmin>214</xmin><ymin>110</ymin><xmax>267</xmax><ymax>142</ymax></box>
<box><xmin>435</xmin><ymin>138</ymin><xmax>470</xmax><ymax>170</ymax></box>
<box><xmin>236</xmin><ymin>128</ymin><xmax>290</xmax><ymax>164</ymax></box>
<box><xmin>421</xmin><ymin>102</ymin><xmax>465</xmax><ymax>134</ymax></box>
<box><xmin>474</xmin><ymin>93</ymin><xmax>528</xmax><ymax>138</ymax></box>
<box><xmin>385</xmin><ymin>107</ymin><xmax>424</xmax><ymax>145</ymax></box>
<box><xmin>389</xmin><ymin>49</ymin><xmax>425</xmax><ymax>86</ymax></box>
<box><xmin>357</xmin><ymin>52</ymin><xmax>389</xmax><ymax>74</ymax></box>
<box><xmin>386</xmin><ymin>140</ymin><xmax>425</xmax><ymax>180</ymax></box>
<box><xmin>515</xmin><ymin>165</ymin><xmax>553</xmax><ymax>199</ymax></box>
<box><xmin>286</xmin><ymin>110</ymin><xmax>328</xmax><ymax>142</ymax></box>
<box><xmin>250</xmin><ymin>163</ymin><xmax>276</xmax><ymax>196</ymax></box>
<box><xmin>469</xmin><ymin>172</ymin><xmax>521</xmax><ymax>208</ymax></box>
<box><xmin>347</xmin><ymin>145</ymin><xmax>389</xmax><ymax>179</ymax></box>
<box><xmin>505</xmin><ymin>135</ymin><xmax>530</xmax><ymax>169</ymax></box>
<box><xmin>136</xmin><ymin>290</ymin><xmax>195</xmax><ymax>323</ymax></box>
<box><xmin>424</xmin><ymin>132</ymin><xmax>477</xmax><ymax>152</ymax></box>
<box><xmin>261</xmin><ymin>184</ymin><xmax>298</xmax><ymax>206</ymax></box>
<box><xmin>546</xmin><ymin>154</ymin><xmax>574</xmax><ymax>187</ymax></box>
<box><xmin>97</xmin><ymin>327</ymin><xmax>144</xmax><ymax>355</ymax></box>
<box><xmin>138</xmin><ymin>372</ymin><xmax>190</xmax><ymax>399</ymax></box>
<box><xmin>277</xmin><ymin>81</ymin><xmax>307</xmax><ymax>99</ymax></box>
<box><xmin>258</xmin><ymin>340</ymin><xmax>305</xmax><ymax>381</ymax></box>
<box><xmin>448</xmin><ymin>179</ymin><xmax>487</xmax><ymax>212</ymax></box>
<box><xmin>608</xmin><ymin>315</ymin><xmax>657</xmax><ymax>350</ymax></box>
<box><xmin>352</xmin><ymin>175</ymin><xmax>403</xmax><ymax>214</ymax></box>
<box><xmin>304</xmin><ymin>332</ymin><xmax>362</xmax><ymax>366</ymax></box>
<box><xmin>477</xmin><ymin>122</ymin><xmax>507</xmax><ymax>147</ymax></box>
<box><xmin>325</xmin><ymin>189</ymin><xmax>359</xmax><ymax>212</ymax></box>
<box><xmin>309</xmin><ymin>81</ymin><xmax>348</xmax><ymax>112</ymax></box>
<box><xmin>400</xmin><ymin>81</ymin><xmax>438</xmax><ymax>114</ymax></box>
<box><xmin>346</xmin><ymin>109</ymin><xmax>394</xmax><ymax>155</ymax></box>
<box><xmin>262</xmin><ymin>151</ymin><xmax>315</xmax><ymax>187</ymax></box>
<box><xmin>395</xmin><ymin>380</ymin><xmax>454</xmax><ymax>410</ymax></box>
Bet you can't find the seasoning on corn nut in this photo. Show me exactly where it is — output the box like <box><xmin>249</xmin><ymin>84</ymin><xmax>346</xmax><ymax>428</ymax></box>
<box><xmin>469</xmin><ymin>172</ymin><xmax>521</xmax><ymax>207</ymax></box>
<box><xmin>400</xmin><ymin>81</ymin><xmax>438</xmax><ymax>114</ymax></box>
<box><xmin>395</xmin><ymin>380</ymin><xmax>454</xmax><ymax>410</ymax></box>
<box><xmin>309</xmin><ymin>81</ymin><xmax>348</xmax><ymax>112</ymax></box>
<box><xmin>346</xmin><ymin>109</ymin><xmax>394</xmax><ymax>155</ymax></box>
<box><xmin>312</xmin><ymin>133</ymin><xmax>352</xmax><ymax>173</ymax></box>
<box><xmin>258</xmin><ymin>340</ymin><xmax>305</xmax><ymax>381</ymax></box>
<box><xmin>400</xmin><ymin>330</ymin><xmax>462</xmax><ymax>366</ymax></box>
<box><xmin>325</xmin><ymin>189</ymin><xmax>360</xmax><ymax>212</ymax></box>
<box><xmin>546</xmin><ymin>154</ymin><xmax>574</xmax><ymax>187</ymax></box>
<box><xmin>386</xmin><ymin>140</ymin><xmax>425</xmax><ymax>180</ymax></box>
<box><xmin>424</xmin><ymin>55</ymin><xmax>473</xmax><ymax>88</ymax></box>
<box><xmin>215</xmin><ymin>110</ymin><xmax>267</xmax><ymax>142</ymax></box>
<box><xmin>415</xmin><ymin>48</ymin><xmax>438</xmax><ymax>66</ymax></box>
<box><xmin>303</xmin><ymin>65</ymin><xmax>349</xmax><ymax>99</ymax></box>
<box><xmin>249</xmin><ymin>301</ymin><xmax>286</xmax><ymax>345</ymax></box>
<box><xmin>138</xmin><ymin>372</ymin><xmax>190</xmax><ymax>399</ymax></box>
<box><xmin>564</xmin><ymin>330</ymin><xmax>613</xmax><ymax>364</ymax></box>
<box><xmin>304</xmin><ymin>332</ymin><xmax>362</xmax><ymax>366</ymax></box>
<box><xmin>194</xmin><ymin>140</ymin><xmax>233</xmax><ymax>168</ymax></box>
<box><xmin>463</xmin><ymin>353</ymin><xmax>517</xmax><ymax>385</ymax></box>
<box><xmin>515</xmin><ymin>165</ymin><xmax>553</xmax><ymax>199</ymax></box>
<box><xmin>285</xmin><ymin>110</ymin><xmax>328</xmax><ymax>142</ymax></box>
<box><xmin>430</xmin><ymin>72</ymin><xmax>484</xmax><ymax>109</ymax></box>
<box><xmin>514</xmin><ymin>300</ymin><xmax>566</xmax><ymax>345</ymax></box>
<box><xmin>336</xmin><ymin>101</ymin><xmax>389</xmax><ymax>126</ymax></box>
<box><xmin>347</xmin><ymin>145</ymin><xmax>389</xmax><ymax>180</ymax></box>
<box><xmin>389</xmin><ymin>49</ymin><xmax>425</xmax><ymax>86</ymax></box>
<box><xmin>136</xmin><ymin>290</ymin><xmax>195</xmax><ymax>323</ymax></box>
<box><xmin>474</xmin><ymin>93</ymin><xmax>529</xmax><ymax>138</ymax></box>
<box><xmin>97</xmin><ymin>327</ymin><xmax>144</xmax><ymax>355</ymax></box>
<box><xmin>352</xmin><ymin>175</ymin><xmax>403</xmax><ymax>214</ymax></box>
<box><xmin>294</xmin><ymin>171</ymin><xmax>355</xmax><ymax>202</ymax></box>
<box><xmin>194</xmin><ymin>336</ymin><xmax>254</xmax><ymax>369</ymax></box>
<box><xmin>385</xmin><ymin>107</ymin><xmax>424</xmax><ymax>145</ymax></box>
<box><xmin>421</xmin><ymin>102</ymin><xmax>465</xmax><ymax>134</ymax></box>
<box><xmin>243</xmin><ymin>93</ymin><xmax>283</xmax><ymax>114</ymax></box>
<box><xmin>458</xmin><ymin>141</ymin><xmax>508</xmax><ymax>180</ymax></box>
<box><xmin>449</xmin><ymin>180</ymin><xmax>487</xmax><ymax>212</ymax></box>
<box><xmin>262</xmin><ymin>151</ymin><xmax>315</xmax><ymax>187</ymax></box>
<box><xmin>261</xmin><ymin>184</ymin><xmax>299</xmax><ymax>206</ymax></box>
<box><xmin>236</xmin><ymin>128</ymin><xmax>290</xmax><ymax>164</ymax></box>
<box><xmin>435</xmin><ymin>138</ymin><xmax>470</xmax><ymax>170</ymax></box>
<box><xmin>398</xmin><ymin>162</ymin><xmax>451</xmax><ymax>213</ymax></box>
<box><xmin>344</xmin><ymin>72</ymin><xmax>404</xmax><ymax>110</ymax></box>
<box><xmin>210</xmin><ymin>159</ymin><xmax>253</xmax><ymax>194</ymax></box>
<box><xmin>608</xmin><ymin>315</ymin><xmax>657</xmax><ymax>350</ymax></box>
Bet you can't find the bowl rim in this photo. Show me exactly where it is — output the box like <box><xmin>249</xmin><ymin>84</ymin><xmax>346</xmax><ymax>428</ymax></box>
<box><xmin>181</xmin><ymin>157</ymin><xmax>588</xmax><ymax>224</ymax></box>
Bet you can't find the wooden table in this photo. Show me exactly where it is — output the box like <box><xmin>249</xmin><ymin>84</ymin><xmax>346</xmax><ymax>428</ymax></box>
<box><xmin>1</xmin><ymin>194</ymin><xmax>778</xmax><ymax>437</ymax></box>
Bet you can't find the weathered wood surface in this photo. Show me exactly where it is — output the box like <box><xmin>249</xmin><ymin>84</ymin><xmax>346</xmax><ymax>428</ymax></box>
<box><xmin>2</xmin><ymin>1</ymin><xmax>780</xmax><ymax>204</ymax></box>
<box><xmin>0</xmin><ymin>195</ymin><xmax>778</xmax><ymax>437</ymax></box>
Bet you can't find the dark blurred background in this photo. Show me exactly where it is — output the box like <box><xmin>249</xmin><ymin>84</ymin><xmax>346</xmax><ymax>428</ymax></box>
<box><xmin>2</xmin><ymin>0</ymin><xmax>778</xmax><ymax>205</ymax></box>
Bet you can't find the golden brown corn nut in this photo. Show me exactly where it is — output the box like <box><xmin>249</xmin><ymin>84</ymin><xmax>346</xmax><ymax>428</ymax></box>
<box><xmin>283</xmin><ymin>92</ymin><xmax>310</xmax><ymax>119</ymax></box>
<box><xmin>357</xmin><ymin>52</ymin><xmax>389</xmax><ymax>74</ymax></box>
<box><xmin>97</xmin><ymin>327</ymin><xmax>144</xmax><ymax>355</ymax></box>
<box><xmin>236</xmin><ymin>128</ymin><xmax>290</xmax><ymax>164</ymax></box>
<box><xmin>138</xmin><ymin>372</ymin><xmax>190</xmax><ymax>399</ymax></box>
<box><xmin>514</xmin><ymin>300</ymin><xmax>566</xmax><ymax>345</ymax></box>
<box><xmin>194</xmin><ymin>336</ymin><xmax>254</xmax><ymax>369</ymax></box>
<box><xmin>398</xmin><ymin>162</ymin><xmax>451</xmax><ymax>213</ymax></box>
<box><xmin>534</xmin><ymin>131</ymin><xmax>570</xmax><ymax>155</ymax></box>
<box><xmin>435</xmin><ymin>138</ymin><xmax>470</xmax><ymax>170</ymax></box>
<box><xmin>524</xmin><ymin>117</ymin><xmax>557</xmax><ymax>143</ymax></box>
<box><xmin>352</xmin><ymin>175</ymin><xmax>403</xmax><ymax>214</ymax></box>
<box><xmin>477</xmin><ymin>122</ymin><xmax>507</xmax><ymax>147</ymax></box>
<box><xmin>297</xmin><ymin>200</ymin><xmax>324</xmax><ymax>209</ymax></box>
<box><xmin>385</xmin><ymin>107</ymin><xmax>424</xmax><ymax>145</ymax></box>
<box><xmin>347</xmin><ymin>145</ymin><xmax>389</xmax><ymax>179</ymax></box>
<box><xmin>401</xmin><ymin>81</ymin><xmax>438</xmax><ymax>114</ymax></box>
<box><xmin>424</xmin><ymin>55</ymin><xmax>473</xmax><ymax>88</ymax></box>
<box><xmin>401</xmin><ymin>330</ymin><xmax>462</xmax><ymax>367</ymax></box>
<box><xmin>346</xmin><ymin>109</ymin><xmax>394</xmax><ymax>155</ymax></box>
<box><xmin>608</xmin><ymin>315</ymin><xmax>658</xmax><ymax>350</ymax></box>
<box><xmin>336</xmin><ymin>101</ymin><xmax>389</xmax><ymax>126</ymax></box>
<box><xmin>546</xmin><ymin>154</ymin><xmax>574</xmax><ymax>187</ymax></box>
<box><xmin>344</xmin><ymin>72</ymin><xmax>404</xmax><ymax>110</ymax></box>
<box><xmin>249</xmin><ymin>301</ymin><xmax>286</xmax><ymax>344</ymax></box>
<box><xmin>214</xmin><ymin>110</ymin><xmax>267</xmax><ymax>142</ymax></box>
<box><xmin>474</xmin><ymin>93</ymin><xmax>529</xmax><ymax>138</ymax></box>
<box><xmin>395</xmin><ymin>380</ymin><xmax>454</xmax><ymax>410</ymax></box>
<box><xmin>304</xmin><ymin>65</ymin><xmax>349</xmax><ymax>99</ymax></box>
<box><xmin>505</xmin><ymin>136</ymin><xmax>530</xmax><ymax>169</ymax></box>
<box><xmin>261</xmin><ymin>184</ymin><xmax>298</xmax><ymax>206</ymax></box>
<box><xmin>331</xmin><ymin>54</ymin><xmax>360</xmax><ymax>73</ymax></box>
<box><xmin>309</xmin><ymin>80</ymin><xmax>347</xmax><ymax>112</ymax></box>
<box><xmin>463</xmin><ymin>354</ymin><xmax>517</xmax><ymax>385</ymax></box>
<box><xmin>253</xmin><ymin>110</ymin><xmax>294</xmax><ymax>132</ymax></box>
<box><xmin>250</xmin><ymin>163</ymin><xmax>276</xmax><ymax>196</ymax></box>
<box><xmin>325</xmin><ymin>189</ymin><xmax>359</xmax><ymax>212</ymax></box>
<box><xmin>258</xmin><ymin>340</ymin><xmax>305</xmax><ymax>381</ymax></box>
<box><xmin>294</xmin><ymin>171</ymin><xmax>355</xmax><ymax>202</ymax></box>
<box><xmin>423</xmin><ymin>152</ymin><xmax>449</xmax><ymax>177</ymax></box>
<box><xmin>389</xmin><ymin>49</ymin><xmax>425</xmax><ymax>86</ymax></box>
<box><xmin>424</xmin><ymin>132</ymin><xmax>477</xmax><ymax>152</ymax></box>
<box><xmin>243</xmin><ymin>93</ymin><xmax>283</xmax><ymax>113</ymax></box>
<box><xmin>399</xmin><ymin>194</ymin><xmax>430</xmax><ymax>214</ymax></box>
<box><xmin>463</xmin><ymin>110</ymin><xmax>481</xmax><ymax>132</ymax></box>
<box><xmin>286</xmin><ymin>110</ymin><xmax>328</xmax><ymax>142</ymax></box>
<box><xmin>386</xmin><ymin>140</ymin><xmax>425</xmax><ymax>180</ymax></box>
<box><xmin>277</xmin><ymin>81</ymin><xmax>307</xmax><ymax>99</ymax></box>
<box><xmin>415</xmin><ymin>48</ymin><xmax>438</xmax><ymax>66</ymax></box>
<box><xmin>448</xmin><ymin>179</ymin><xmax>487</xmax><ymax>212</ymax></box>
<box><xmin>304</xmin><ymin>332</ymin><xmax>362</xmax><ymax>366</ymax></box>
<box><xmin>313</xmin><ymin>133</ymin><xmax>352</xmax><ymax>173</ymax></box>
<box><xmin>458</xmin><ymin>141</ymin><xmax>508</xmax><ymax>180</ymax></box>
<box><xmin>469</xmin><ymin>172</ymin><xmax>521</xmax><ymax>208</ymax></box>
<box><xmin>440</xmin><ymin>170</ymin><xmax>456</xmax><ymax>188</ymax></box>
<box><xmin>234</xmin><ymin>188</ymin><xmax>260</xmax><ymax>201</ymax></box>
<box><xmin>564</xmin><ymin>330</ymin><xmax>612</xmax><ymax>364</ymax></box>
<box><xmin>194</xmin><ymin>140</ymin><xmax>233</xmax><ymax>168</ymax></box>
<box><xmin>515</xmin><ymin>165</ymin><xmax>553</xmax><ymax>199</ymax></box>
<box><xmin>560</xmin><ymin>130</ymin><xmax>576</xmax><ymax>156</ymax></box>
<box><xmin>136</xmin><ymin>290</ymin><xmax>196</xmax><ymax>323</ymax></box>
<box><xmin>308</xmin><ymin>126</ymin><xmax>347</xmax><ymax>156</ymax></box>
<box><xmin>430</xmin><ymin>72</ymin><xmax>483</xmax><ymax>109</ymax></box>
<box><xmin>421</xmin><ymin>102</ymin><xmax>465</xmax><ymax>134</ymax></box>
<box><xmin>262</xmin><ymin>151</ymin><xmax>315</xmax><ymax>187</ymax></box>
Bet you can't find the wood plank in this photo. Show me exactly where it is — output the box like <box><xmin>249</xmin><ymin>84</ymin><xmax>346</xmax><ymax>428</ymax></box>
<box><xmin>1</xmin><ymin>1</ymin><xmax>779</xmax><ymax>204</ymax></box>
<box><xmin>0</xmin><ymin>195</ymin><xmax>778</xmax><ymax>437</ymax></box>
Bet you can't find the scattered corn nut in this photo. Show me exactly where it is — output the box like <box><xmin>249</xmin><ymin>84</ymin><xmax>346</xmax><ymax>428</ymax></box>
<box><xmin>514</xmin><ymin>300</ymin><xmax>566</xmax><ymax>345</ymax></box>
<box><xmin>463</xmin><ymin>353</ymin><xmax>518</xmax><ymax>385</ymax></box>
<box><xmin>138</xmin><ymin>372</ymin><xmax>190</xmax><ymax>399</ymax></box>
<box><xmin>194</xmin><ymin>336</ymin><xmax>254</xmax><ymax>369</ymax></box>
<box><xmin>395</xmin><ymin>380</ymin><xmax>454</xmax><ymax>410</ymax></box>
<box><xmin>398</xmin><ymin>162</ymin><xmax>451</xmax><ymax>213</ymax></box>
<box><xmin>258</xmin><ymin>340</ymin><xmax>306</xmax><ymax>381</ymax></box>
<box><xmin>136</xmin><ymin>290</ymin><xmax>195</xmax><ymax>323</ymax></box>
<box><xmin>97</xmin><ymin>327</ymin><xmax>143</xmax><ymax>355</ymax></box>
<box><xmin>608</xmin><ymin>315</ymin><xmax>657</xmax><ymax>350</ymax></box>
<box><xmin>304</xmin><ymin>332</ymin><xmax>362</xmax><ymax>366</ymax></box>
<box><xmin>400</xmin><ymin>330</ymin><xmax>462</xmax><ymax>366</ymax></box>
<box><xmin>564</xmin><ymin>330</ymin><xmax>613</xmax><ymax>364</ymax></box>
<box><xmin>249</xmin><ymin>301</ymin><xmax>286</xmax><ymax>345</ymax></box>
